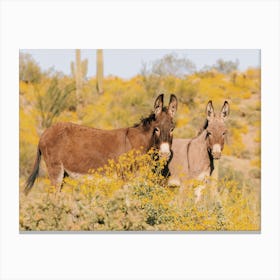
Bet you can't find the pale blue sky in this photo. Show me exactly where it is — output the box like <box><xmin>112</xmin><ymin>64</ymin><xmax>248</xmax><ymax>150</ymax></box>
<box><xmin>20</xmin><ymin>49</ymin><xmax>260</xmax><ymax>79</ymax></box>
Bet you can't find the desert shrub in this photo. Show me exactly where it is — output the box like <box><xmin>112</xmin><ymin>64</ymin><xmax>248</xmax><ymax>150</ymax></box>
<box><xmin>239</xmin><ymin>149</ymin><xmax>251</xmax><ymax>159</ymax></box>
<box><xmin>219</xmin><ymin>165</ymin><xmax>245</xmax><ymax>185</ymax></box>
<box><xmin>249</xmin><ymin>168</ymin><xmax>261</xmax><ymax>179</ymax></box>
<box><xmin>19</xmin><ymin>53</ymin><xmax>42</xmax><ymax>83</ymax></box>
<box><xmin>20</xmin><ymin>150</ymin><xmax>260</xmax><ymax>231</ymax></box>
<box><xmin>251</xmin><ymin>157</ymin><xmax>261</xmax><ymax>169</ymax></box>
<box><xmin>36</xmin><ymin>78</ymin><xmax>75</xmax><ymax>128</ymax></box>
<box><xmin>176</xmin><ymin>79</ymin><xmax>198</xmax><ymax>109</ymax></box>
<box><xmin>19</xmin><ymin>107</ymin><xmax>39</xmax><ymax>176</ymax></box>
<box><xmin>223</xmin><ymin>126</ymin><xmax>248</xmax><ymax>158</ymax></box>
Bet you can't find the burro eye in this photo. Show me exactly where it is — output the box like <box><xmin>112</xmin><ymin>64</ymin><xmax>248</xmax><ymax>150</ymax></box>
<box><xmin>207</xmin><ymin>131</ymin><xmax>212</xmax><ymax>137</ymax></box>
<box><xmin>170</xmin><ymin>127</ymin><xmax>174</xmax><ymax>133</ymax></box>
<box><xmin>154</xmin><ymin>127</ymin><xmax>160</xmax><ymax>135</ymax></box>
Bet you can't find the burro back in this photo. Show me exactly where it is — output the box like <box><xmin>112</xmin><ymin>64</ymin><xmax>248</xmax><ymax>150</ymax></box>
<box><xmin>24</xmin><ymin>94</ymin><xmax>178</xmax><ymax>195</ymax></box>
<box><xmin>168</xmin><ymin>100</ymin><xmax>230</xmax><ymax>201</ymax></box>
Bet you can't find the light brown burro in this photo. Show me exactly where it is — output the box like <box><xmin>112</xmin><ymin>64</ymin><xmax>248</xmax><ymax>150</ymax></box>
<box><xmin>24</xmin><ymin>94</ymin><xmax>178</xmax><ymax>195</ymax></box>
<box><xmin>168</xmin><ymin>100</ymin><xmax>229</xmax><ymax>200</ymax></box>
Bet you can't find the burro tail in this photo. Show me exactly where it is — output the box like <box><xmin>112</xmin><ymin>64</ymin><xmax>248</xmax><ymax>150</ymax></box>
<box><xmin>24</xmin><ymin>147</ymin><xmax>41</xmax><ymax>195</ymax></box>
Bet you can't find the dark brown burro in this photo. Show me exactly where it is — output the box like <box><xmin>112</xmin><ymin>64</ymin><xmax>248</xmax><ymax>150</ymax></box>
<box><xmin>168</xmin><ymin>100</ymin><xmax>230</xmax><ymax>188</ymax></box>
<box><xmin>24</xmin><ymin>94</ymin><xmax>178</xmax><ymax>195</ymax></box>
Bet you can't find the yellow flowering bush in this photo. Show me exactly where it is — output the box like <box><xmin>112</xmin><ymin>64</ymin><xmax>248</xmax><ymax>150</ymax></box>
<box><xmin>19</xmin><ymin>150</ymin><xmax>260</xmax><ymax>231</ymax></box>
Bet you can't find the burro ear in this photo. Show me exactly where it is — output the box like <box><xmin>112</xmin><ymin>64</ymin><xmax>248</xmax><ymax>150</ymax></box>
<box><xmin>206</xmin><ymin>100</ymin><xmax>215</xmax><ymax>119</ymax></box>
<box><xmin>220</xmin><ymin>101</ymin><xmax>230</xmax><ymax>119</ymax></box>
<box><xmin>168</xmin><ymin>94</ymin><xmax>178</xmax><ymax>118</ymax></box>
<box><xmin>154</xmin><ymin>94</ymin><xmax>164</xmax><ymax>117</ymax></box>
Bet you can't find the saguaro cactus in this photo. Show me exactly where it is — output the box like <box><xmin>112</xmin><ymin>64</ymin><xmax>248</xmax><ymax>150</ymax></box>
<box><xmin>71</xmin><ymin>49</ymin><xmax>88</xmax><ymax>115</ymax></box>
<box><xmin>96</xmin><ymin>49</ymin><xmax>104</xmax><ymax>94</ymax></box>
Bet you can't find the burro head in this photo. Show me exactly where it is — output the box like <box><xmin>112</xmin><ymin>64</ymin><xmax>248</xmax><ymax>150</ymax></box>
<box><xmin>205</xmin><ymin>100</ymin><xmax>230</xmax><ymax>160</ymax></box>
<box><xmin>152</xmin><ymin>94</ymin><xmax>178</xmax><ymax>159</ymax></box>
